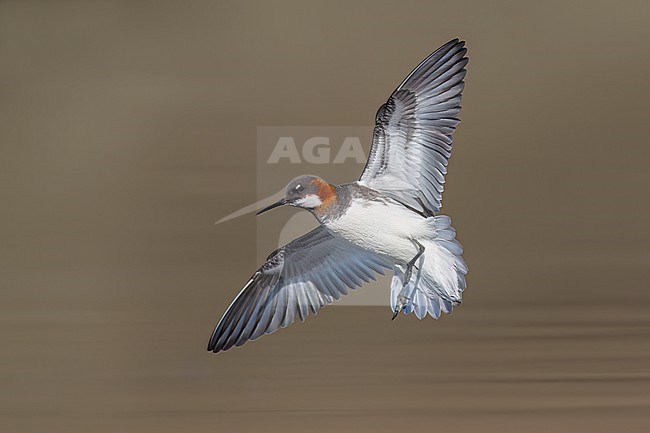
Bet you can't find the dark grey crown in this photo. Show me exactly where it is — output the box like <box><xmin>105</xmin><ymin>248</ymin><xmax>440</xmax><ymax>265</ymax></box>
<box><xmin>284</xmin><ymin>175</ymin><xmax>324</xmax><ymax>202</ymax></box>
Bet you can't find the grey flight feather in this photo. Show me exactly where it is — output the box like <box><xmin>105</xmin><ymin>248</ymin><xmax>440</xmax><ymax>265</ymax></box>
<box><xmin>207</xmin><ymin>226</ymin><xmax>392</xmax><ymax>353</ymax></box>
<box><xmin>359</xmin><ymin>38</ymin><xmax>468</xmax><ymax>215</ymax></box>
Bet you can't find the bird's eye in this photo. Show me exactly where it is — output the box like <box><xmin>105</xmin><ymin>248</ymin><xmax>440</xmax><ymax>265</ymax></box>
<box><xmin>295</xmin><ymin>184</ymin><xmax>303</xmax><ymax>192</ymax></box>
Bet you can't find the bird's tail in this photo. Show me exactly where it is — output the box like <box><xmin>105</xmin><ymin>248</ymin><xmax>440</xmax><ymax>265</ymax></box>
<box><xmin>390</xmin><ymin>215</ymin><xmax>468</xmax><ymax>319</ymax></box>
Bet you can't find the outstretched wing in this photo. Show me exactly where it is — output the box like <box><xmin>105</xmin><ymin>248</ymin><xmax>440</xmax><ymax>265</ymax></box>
<box><xmin>359</xmin><ymin>39</ymin><xmax>468</xmax><ymax>215</ymax></box>
<box><xmin>207</xmin><ymin>226</ymin><xmax>392</xmax><ymax>353</ymax></box>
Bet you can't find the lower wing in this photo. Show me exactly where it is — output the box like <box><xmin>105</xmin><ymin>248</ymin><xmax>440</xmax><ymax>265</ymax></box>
<box><xmin>207</xmin><ymin>226</ymin><xmax>392</xmax><ymax>353</ymax></box>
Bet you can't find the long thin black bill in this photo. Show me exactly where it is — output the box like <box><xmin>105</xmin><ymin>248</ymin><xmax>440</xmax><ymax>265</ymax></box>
<box><xmin>256</xmin><ymin>198</ymin><xmax>287</xmax><ymax>215</ymax></box>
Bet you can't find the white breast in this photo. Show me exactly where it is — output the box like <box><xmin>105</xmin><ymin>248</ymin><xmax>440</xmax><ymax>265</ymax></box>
<box><xmin>326</xmin><ymin>198</ymin><xmax>427</xmax><ymax>263</ymax></box>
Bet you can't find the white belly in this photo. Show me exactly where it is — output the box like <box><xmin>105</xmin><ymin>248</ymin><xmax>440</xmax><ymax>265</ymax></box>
<box><xmin>325</xmin><ymin>199</ymin><xmax>427</xmax><ymax>263</ymax></box>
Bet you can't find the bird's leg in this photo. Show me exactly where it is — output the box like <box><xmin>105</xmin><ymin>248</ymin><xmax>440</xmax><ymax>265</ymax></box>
<box><xmin>392</xmin><ymin>241</ymin><xmax>425</xmax><ymax>320</ymax></box>
<box><xmin>404</xmin><ymin>241</ymin><xmax>425</xmax><ymax>284</ymax></box>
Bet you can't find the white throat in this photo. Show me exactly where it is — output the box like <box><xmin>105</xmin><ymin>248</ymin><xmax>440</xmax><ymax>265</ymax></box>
<box><xmin>295</xmin><ymin>194</ymin><xmax>322</xmax><ymax>208</ymax></box>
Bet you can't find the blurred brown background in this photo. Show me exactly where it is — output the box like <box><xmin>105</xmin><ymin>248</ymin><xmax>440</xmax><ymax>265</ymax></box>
<box><xmin>1</xmin><ymin>1</ymin><xmax>649</xmax><ymax>432</ymax></box>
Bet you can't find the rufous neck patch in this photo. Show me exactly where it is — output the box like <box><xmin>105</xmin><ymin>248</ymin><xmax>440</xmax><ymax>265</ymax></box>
<box><xmin>311</xmin><ymin>178</ymin><xmax>336</xmax><ymax>209</ymax></box>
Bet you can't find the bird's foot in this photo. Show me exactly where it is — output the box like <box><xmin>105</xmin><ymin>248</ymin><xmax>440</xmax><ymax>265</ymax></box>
<box><xmin>391</xmin><ymin>295</ymin><xmax>410</xmax><ymax>320</ymax></box>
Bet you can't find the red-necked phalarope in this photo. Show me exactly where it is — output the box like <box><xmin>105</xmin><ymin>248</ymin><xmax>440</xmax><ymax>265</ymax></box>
<box><xmin>209</xmin><ymin>38</ymin><xmax>469</xmax><ymax>353</ymax></box>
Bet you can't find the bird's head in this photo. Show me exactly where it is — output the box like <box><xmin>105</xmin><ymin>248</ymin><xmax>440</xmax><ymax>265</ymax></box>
<box><xmin>257</xmin><ymin>175</ymin><xmax>336</xmax><ymax>215</ymax></box>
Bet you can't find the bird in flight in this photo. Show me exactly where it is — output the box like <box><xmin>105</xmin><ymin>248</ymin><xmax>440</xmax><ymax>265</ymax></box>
<box><xmin>208</xmin><ymin>39</ymin><xmax>469</xmax><ymax>353</ymax></box>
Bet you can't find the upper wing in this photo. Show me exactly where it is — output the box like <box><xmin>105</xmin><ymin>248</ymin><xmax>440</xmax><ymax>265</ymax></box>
<box><xmin>359</xmin><ymin>39</ymin><xmax>468</xmax><ymax>215</ymax></box>
<box><xmin>207</xmin><ymin>226</ymin><xmax>392</xmax><ymax>353</ymax></box>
